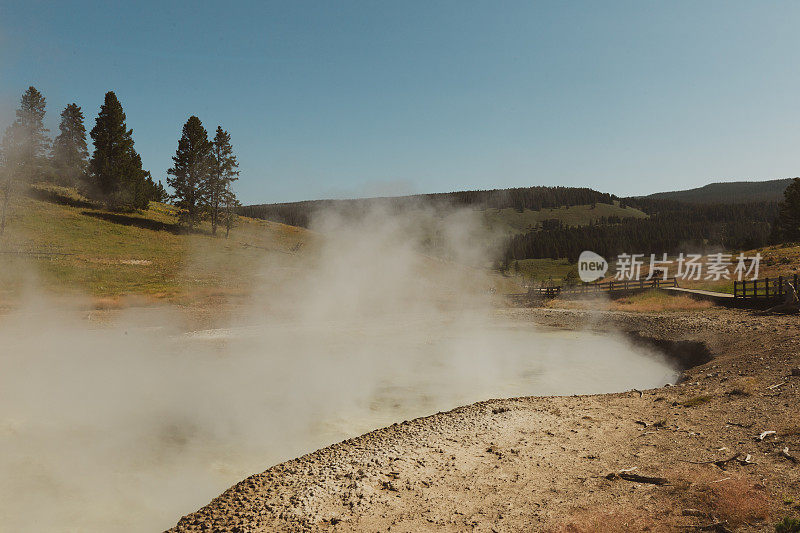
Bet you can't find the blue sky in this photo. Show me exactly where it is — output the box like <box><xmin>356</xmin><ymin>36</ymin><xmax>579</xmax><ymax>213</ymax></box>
<box><xmin>1</xmin><ymin>1</ymin><xmax>799</xmax><ymax>204</ymax></box>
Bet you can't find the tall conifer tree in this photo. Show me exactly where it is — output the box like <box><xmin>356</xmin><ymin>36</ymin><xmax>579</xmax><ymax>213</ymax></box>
<box><xmin>15</xmin><ymin>86</ymin><xmax>50</xmax><ymax>177</ymax></box>
<box><xmin>775</xmin><ymin>178</ymin><xmax>800</xmax><ymax>242</ymax></box>
<box><xmin>88</xmin><ymin>92</ymin><xmax>151</xmax><ymax>210</ymax></box>
<box><xmin>52</xmin><ymin>103</ymin><xmax>88</xmax><ymax>185</ymax></box>
<box><xmin>167</xmin><ymin>116</ymin><xmax>212</xmax><ymax>227</ymax></box>
<box><xmin>208</xmin><ymin>126</ymin><xmax>239</xmax><ymax>235</ymax></box>
<box><xmin>0</xmin><ymin>86</ymin><xmax>50</xmax><ymax>234</ymax></box>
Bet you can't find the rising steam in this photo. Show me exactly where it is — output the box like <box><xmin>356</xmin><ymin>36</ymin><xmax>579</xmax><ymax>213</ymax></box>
<box><xmin>0</xmin><ymin>204</ymin><xmax>677</xmax><ymax>532</ymax></box>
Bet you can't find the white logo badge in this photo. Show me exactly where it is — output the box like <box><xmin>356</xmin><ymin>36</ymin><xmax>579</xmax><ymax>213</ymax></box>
<box><xmin>578</xmin><ymin>250</ymin><xmax>608</xmax><ymax>283</ymax></box>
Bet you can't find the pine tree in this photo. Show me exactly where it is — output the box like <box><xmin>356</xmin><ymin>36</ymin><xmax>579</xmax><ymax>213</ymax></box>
<box><xmin>208</xmin><ymin>126</ymin><xmax>239</xmax><ymax>235</ymax></box>
<box><xmin>0</xmin><ymin>86</ymin><xmax>51</xmax><ymax>234</ymax></box>
<box><xmin>51</xmin><ymin>103</ymin><xmax>88</xmax><ymax>186</ymax></box>
<box><xmin>775</xmin><ymin>178</ymin><xmax>800</xmax><ymax>242</ymax></box>
<box><xmin>222</xmin><ymin>182</ymin><xmax>240</xmax><ymax>238</ymax></box>
<box><xmin>0</xmin><ymin>126</ymin><xmax>20</xmax><ymax>236</ymax></box>
<box><xmin>167</xmin><ymin>116</ymin><xmax>212</xmax><ymax>227</ymax></box>
<box><xmin>143</xmin><ymin>174</ymin><xmax>168</xmax><ymax>203</ymax></box>
<box><xmin>88</xmin><ymin>92</ymin><xmax>151</xmax><ymax>210</ymax></box>
<box><xmin>15</xmin><ymin>86</ymin><xmax>50</xmax><ymax>179</ymax></box>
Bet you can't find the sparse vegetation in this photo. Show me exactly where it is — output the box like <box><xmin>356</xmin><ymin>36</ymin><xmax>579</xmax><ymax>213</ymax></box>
<box><xmin>546</xmin><ymin>509</ymin><xmax>670</xmax><ymax>533</ymax></box>
<box><xmin>727</xmin><ymin>376</ymin><xmax>758</xmax><ymax>396</ymax></box>
<box><xmin>611</xmin><ymin>290</ymin><xmax>713</xmax><ymax>312</ymax></box>
<box><xmin>682</xmin><ymin>394</ymin><xmax>714</xmax><ymax>407</ymax></box>
<box><xmin>667</xmin><ymin>468</ymin><xmax>773</xmax><ymax>528</ymax></box>
<box><xmin>776</xmin><ymin>516</ymin><xmax>800</xmax><ymax>533</ymax></box>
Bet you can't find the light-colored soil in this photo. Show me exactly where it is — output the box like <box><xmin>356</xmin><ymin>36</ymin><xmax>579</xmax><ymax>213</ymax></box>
<box><xmin>169</xmin><ymin>307</ymin><xmax>800</xmax><ymax>532</ymax></box>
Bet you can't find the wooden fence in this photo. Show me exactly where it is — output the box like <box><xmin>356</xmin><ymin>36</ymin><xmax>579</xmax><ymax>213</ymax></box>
<box><xmin>733</xmin><ymin>274</ymin><xmax>799</xmax><ymax>300</ymax></box>
<box><xmin>526</xmin><ymin>277</ymin><xmax>678</xmax><ymax>299</ymax></box>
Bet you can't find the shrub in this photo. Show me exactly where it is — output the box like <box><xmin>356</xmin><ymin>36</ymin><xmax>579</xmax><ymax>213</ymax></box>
<box><xmin>776</xmin><ymin>517</ymin><xmax>800</xmax><ymax>533</ymax></box>
<box><xmin>698</xmin><ymin>478</ymin><xmax>771</xmax><ymax>526</ymax></box>
<box><xmin>682</xmin><ymin>394</ymin><xmax>714</xmax><ymax>407</ymax></box>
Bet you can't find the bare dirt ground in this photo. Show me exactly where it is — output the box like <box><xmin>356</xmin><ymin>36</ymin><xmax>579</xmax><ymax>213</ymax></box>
<box><xmin>169</xmin><ymin>307</ymin><xmax>800</xmax><ymax>532</ymax></box>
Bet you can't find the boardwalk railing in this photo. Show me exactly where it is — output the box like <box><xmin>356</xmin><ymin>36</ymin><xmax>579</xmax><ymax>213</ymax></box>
<box><xmin>733</xmin><ymin>274</ymin><xmax>799</xmax><ymax>300</ymax></box>
<box><xmin>526</xmin><ymin>277</ymin><xmax>678</xmax><ymax>299</ymax></box>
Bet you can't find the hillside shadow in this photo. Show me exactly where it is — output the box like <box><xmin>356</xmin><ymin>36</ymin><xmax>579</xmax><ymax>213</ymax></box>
<box><xmin>27</xmin><ymin>187</ymin><xmax>96</xmax><ymax>209</ymax></box>
<box><xmin>81</xmin><ymin>211</ymin><xmax>204</xmax><ymax>235</ymax></box>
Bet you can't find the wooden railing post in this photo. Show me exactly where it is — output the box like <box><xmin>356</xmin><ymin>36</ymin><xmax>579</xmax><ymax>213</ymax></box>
<box><xmin>765</xmin><ymin>277</ymin><xmax>770</xmax><ymax>299</ymax></box>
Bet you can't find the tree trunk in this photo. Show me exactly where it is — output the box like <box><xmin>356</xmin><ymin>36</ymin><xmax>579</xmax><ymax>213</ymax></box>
<box><xmin>0</xmin><ymin>179</ymin><xmax>10</xmax><ymax>237</ymax></box>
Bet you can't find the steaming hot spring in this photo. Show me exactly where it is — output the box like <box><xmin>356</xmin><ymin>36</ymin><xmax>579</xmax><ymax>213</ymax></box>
<box><xmin>0</xmin><ymin>309</ymin><xmax>678</xmax><ymax>532</ymax></box>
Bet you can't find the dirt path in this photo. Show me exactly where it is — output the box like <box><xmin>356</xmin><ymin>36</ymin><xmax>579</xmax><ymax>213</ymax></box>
<box><xmin>169</xmin><ymin>308</ymin><xmax>800</xmax><ymax>532</ymax></box>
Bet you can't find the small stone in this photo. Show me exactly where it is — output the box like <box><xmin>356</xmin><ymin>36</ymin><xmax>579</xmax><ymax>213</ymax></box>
<box><xmin>791</xmin><ymin>367</ymin><xmax>800</xmax><ymax>377</ymax></box>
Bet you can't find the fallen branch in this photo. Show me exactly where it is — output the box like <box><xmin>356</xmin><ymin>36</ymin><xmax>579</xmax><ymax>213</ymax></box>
<box><xmin>606</xmin><ymin>471</ymin><xmax>669</xmax><ymax>485</ymax></box>
<box><xmin>679</xmin><ymin>520</ymin><xmax>733</xmax><ymax>532</ymax></box>
<box><xmin>682</xmin><ymin>509</ymin><xmax>709</xmax><ymax>518</ymax></box>
<box><xmin>696</xmin><ymin>521</ymin><xmax>733</xmax><ymax>533</ymax></box>
<box><xmin>756</xmin><ymin>430</ymin><xmax>776</xmax><ymax>441</ymax></box>
<box><xmin>679</xmin><ymin>452</ymin><xmax>752</xmax><ymax>468</ymax></box>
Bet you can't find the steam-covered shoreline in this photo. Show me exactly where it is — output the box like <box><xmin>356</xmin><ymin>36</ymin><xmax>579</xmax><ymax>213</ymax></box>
<box><xmin>170</xmin><ymin>307</ymin><xmax>800</xmax><ymax>532</ymax></box>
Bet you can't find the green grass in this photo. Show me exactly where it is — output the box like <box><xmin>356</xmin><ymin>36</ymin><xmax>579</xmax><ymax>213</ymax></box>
<box><xmin>0</xmin><ymin>184</ymin><xmax>521</xmax><ymax>303</ymax></box>
<box><xmin>508</xmin><ymin>258</ymin><xmax>575</xmax><ymax>282</ymax></box>
<box><xmin>482</xmin><ymin>202</ymin><xmax>647</xmax><ymax>235</ymax></box>
<box><xmin>0</xmin><ymin>184</ymin><xmax>311</xmax><ymax>300</ymax></box>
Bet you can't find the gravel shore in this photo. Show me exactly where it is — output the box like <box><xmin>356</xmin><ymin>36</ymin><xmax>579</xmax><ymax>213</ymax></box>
<box><xmin>169</xmin><ymin>307</ymin><xmax>800</xmax><ymax>532</ymax></box>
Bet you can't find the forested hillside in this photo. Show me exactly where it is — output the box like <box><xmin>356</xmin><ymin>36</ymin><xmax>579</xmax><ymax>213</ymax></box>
<box><xmin>240</xmin><ymin>186</ymin><xmax>617</xmax><ymax>227</ymax></box>
<box><xmin>504</xmin><ymin>200</ymin><xmax>779</xmax><ymax>263</ymax></box>
<box><xmin>241</xmin><ymin>181</ymin><xmax>792</xmax><ymax>267</ymax></box>
<box><xmin>646</xmin><ymin>178</ymin><xmax>792</xmax><ymax>204</ymax></box>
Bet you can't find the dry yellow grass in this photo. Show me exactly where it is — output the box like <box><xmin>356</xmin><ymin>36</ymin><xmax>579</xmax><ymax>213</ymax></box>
<box><xmin>545</xmin><ymin>508</ymin><xmax>673</xmax><ymax>533</ymax></box>
<box><xmin>545</xmin><ymin>290</ymin><xmax>713</xmax><ymax>313</ymax></box>
<box><xmin>726</xmin><ymin>376</ymin><xmax>759</xmax><ymax>397</ymax></box>
<box><xmin>667</xmin><ymin>467</ymin><xmax>773</xmax><ymax>527</ymax></box>
<box><xmin>610</xmin><ymin>290</ymin><xmax>713</xmax><ymax>312</ymax></box>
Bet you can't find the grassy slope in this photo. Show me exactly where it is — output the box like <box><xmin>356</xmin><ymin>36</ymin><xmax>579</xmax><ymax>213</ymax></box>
<box><xmin>494</xmin><ymin>202</ymin><xmax>646</xmax><ymax>283</ymax></box>
<box><xmin>482</xmin><ymin>202</ymin><xmax>647</xmax><ymax>234</ymax></box>
<box><xmin>589</xmin><ymin>245</ymin><xmax>800</xmax><ymax>294</ymax></box>
<box><xmin>508</xmin><ymin>258</ymin><xmax>574</xmax><ymax>283</ymax></box>
<box><xmin>511</xmin><ymin>245</ymin><xmax>800</xmax><ymax>289</ymax></box>
<box><xmin>0</xmin><ymin>185</ymin><xmax>310</xmax><ymax>300</ymax></box>
<box><xmin>0</xmin><ymin>185</ymin><xmax>521</xmax><ymax>303</ymax></box>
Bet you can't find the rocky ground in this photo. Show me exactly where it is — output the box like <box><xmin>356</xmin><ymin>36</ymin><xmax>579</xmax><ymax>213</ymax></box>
<box><xmin>169</xmin><ymin>307</ymin><xmax>800</xmax><ymax>532</ymax></box>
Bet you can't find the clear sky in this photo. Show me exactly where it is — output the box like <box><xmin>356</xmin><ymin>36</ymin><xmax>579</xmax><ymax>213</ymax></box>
<box><xmin>1</xmin><ymin>1</ymin><xmax>798</xmax><ymax>204</ymax></box>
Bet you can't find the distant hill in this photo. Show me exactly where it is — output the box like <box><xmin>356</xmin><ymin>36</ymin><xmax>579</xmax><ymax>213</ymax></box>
<box><xmin>240</xmin><ymin>186</ymin><xmax>618</xmax><ymax>228</ymax></box>
<box><xmin>645</xmin><ymin>178</ymin><xmax>792</xmax><ymax>204</ymax></box>
<box><xmin>483</xmin><ymin>203</ymin><xmax>647</xmax><ymax>235</ymax></box>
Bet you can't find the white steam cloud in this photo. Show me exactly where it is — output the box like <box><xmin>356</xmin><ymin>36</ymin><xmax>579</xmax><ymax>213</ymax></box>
<box><xmin>0</xmin><ymin>204</ymin><xmax>678</xmax><ymax>532</ymax></box>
